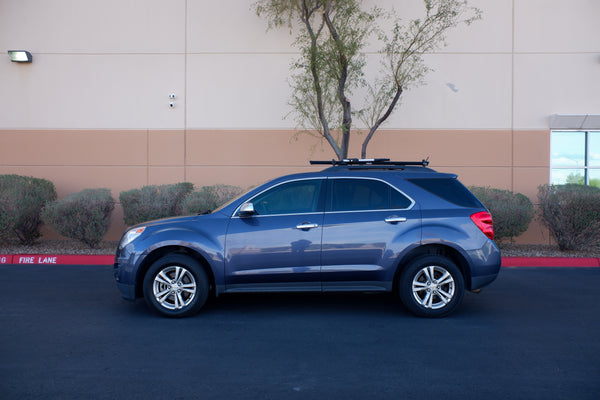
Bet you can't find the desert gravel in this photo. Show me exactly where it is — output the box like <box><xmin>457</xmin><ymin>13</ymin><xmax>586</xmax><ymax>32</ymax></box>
<box><xmin>0</xmin><ymin>240</ymin><xmax>119</xmax><ymax>255</ymax></box>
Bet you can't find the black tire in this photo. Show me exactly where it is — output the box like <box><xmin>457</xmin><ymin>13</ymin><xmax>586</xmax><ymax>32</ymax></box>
<box><xmin>398</xmin><ymin>255</ymin><xmax>465</xmax><ymax>318</ymax></box>
<box><xmin>143</xmin><ymin>254</ymin><xmax>209</xmax><ymax>318</ymax></box>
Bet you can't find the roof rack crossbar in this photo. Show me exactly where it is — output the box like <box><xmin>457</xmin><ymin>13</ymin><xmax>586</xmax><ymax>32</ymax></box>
<box><xmin>310</xmin><ymin>158</ymin><xmax>429</xmax><ymax>167</ymax></box>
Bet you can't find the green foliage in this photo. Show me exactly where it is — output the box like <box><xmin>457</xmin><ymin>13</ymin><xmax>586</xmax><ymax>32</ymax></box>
<box><xmin>0</xmin><ymin>175</ymin><xmax>57</xmax><ymax>245</ymax></box>
<box><xmin>469</xmin><ymin>186</ymin><xmax>534</xmax><ymax>243</ymax></box>
<box><xmin>42</xmin><ymin>189</ymin><xmax>115</xmax><ymax>248</ymax></box>
<box><xmin>119</xmin><ymin>183</ymin><xmax>194</xmax><ymax>226</ymax></box>
<box><xmin>182</xmin><ymin>185</ymin><xmax>244</xmax><ymax>215</ymax></box>
<box><xmin>537</xmin><ymin>184</ymin><xmax>600</xmax><ymax>251</ymax></box>
<box><xmin>565</xmin><ymin>172</ymin><xmax>600</xmax><ymax>188</ymax></box>
<box><xmin>565</xmin><ymin>172</ymin><xmax>585</xmax><ymax>185</ymax></box>
<box><xmin>254</xmin><ymin>0</ymin><xmax>481</xmax><ymax>159</ymax></box>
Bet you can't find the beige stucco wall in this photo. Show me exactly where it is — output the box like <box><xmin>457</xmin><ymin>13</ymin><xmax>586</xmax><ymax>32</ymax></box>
<box><xmin>0</xmin><ymin>128</ymin><xmax>550</xmax><ymax>241</ymax></box>
<box><xmin>3</xmin><ymin>0</ymin><xmax>599</xmax><ymax>131</ymax></box>
<box><xmin>1</xmin><ymin>0</ymin><xmax>599</xmax><ymax>242</ymax></box>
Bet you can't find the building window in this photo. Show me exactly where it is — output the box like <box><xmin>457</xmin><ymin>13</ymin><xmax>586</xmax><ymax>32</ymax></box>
<box><xmin>550</xmin><ymin>131</ymin><xmax>600</xmax><ymax>188</ymax></box>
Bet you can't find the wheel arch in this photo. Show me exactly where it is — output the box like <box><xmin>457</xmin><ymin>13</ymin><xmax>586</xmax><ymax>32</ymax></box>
<box><xmin>135</xmin><ymin>246</ymin><xmax>216</xmax><ymax>298</ymax></box>
<box><xmin>393</xmin><ymin>244</ymin><xmax>472</xmax><ymax>292</ymax></box>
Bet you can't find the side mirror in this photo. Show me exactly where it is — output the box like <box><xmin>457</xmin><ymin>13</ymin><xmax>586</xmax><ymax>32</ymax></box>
<box><xmin>238</xmin><ymin>202</ymin><xmax>256</xmax><ymax>217</ymax></box>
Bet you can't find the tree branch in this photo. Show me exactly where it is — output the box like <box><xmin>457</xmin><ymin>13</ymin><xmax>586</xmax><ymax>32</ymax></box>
<box><xmin>361</xmin><ymin>85</ymin><xmax>402</xmax><ymax>158</ymax></box>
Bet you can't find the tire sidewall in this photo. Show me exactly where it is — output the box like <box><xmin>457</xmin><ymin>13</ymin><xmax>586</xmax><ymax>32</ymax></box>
<box><xmin>399</xmin><ymin>255</ymin><xmax>465</xmax><ymax>318</ymax></box>
<box><xmin>143</xmin><ymin>254</ymin><xmax>209</xmax><ymax>318</ymax></box>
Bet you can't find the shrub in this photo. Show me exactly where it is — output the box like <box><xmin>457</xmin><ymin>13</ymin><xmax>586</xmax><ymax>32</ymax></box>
<box><xmin>469</xmin><ymin>186</ymin><xmax>534</xmax><ymax>243</ymax></box>
<box><xmin>42</xmin><ymin>189</ymin><xmax>115</xmax><ymax>248</ymax></box>
<box><xmin>0</xmin><ymin>175</ymin><xmax>57</xmax><ymax>245</ymax></box>
<box><xmin>120</xmin><ymin>182</ymin><xmax>194</xmax><ymax>226</ymax></box>
<box><xmin>537</xmin><ymin>184</ymin><xmax>600</xmax><ymax>251</ymax></box>
<box><xmin>182</xmin><ymin>184</ymin><xmax>244</xmax><ymax>214</ymax></box>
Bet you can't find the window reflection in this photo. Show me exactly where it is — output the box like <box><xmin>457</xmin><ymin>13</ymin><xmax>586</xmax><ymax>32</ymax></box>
<box><xmin>589</xmin><ymin>132</ymin><xmax>600</xmax><ymax>167</ymax></box>
<box><xmin>551</xmin><ymin>169</ymin><xmax>584</xmax><ymax>185</ymax></box>
<box><xmin>550</xmin><ymin>131</ymin><xmax>600</xmax><ymax>186</ymax></box>
<box><xmin>589</xmin><ymin>169</ymin><xmax>600</xmax><ymax>188</ymax></box>
<box><xmin>551</xmin><ymin>131</ymin><xmax>584</xmax><ymax>167</ymax></box>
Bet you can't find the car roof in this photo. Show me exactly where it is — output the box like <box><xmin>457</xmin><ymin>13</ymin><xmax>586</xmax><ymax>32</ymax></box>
<box><xmin>306</xmin><ymin>158</ymin><xmax>455</xmax><ymax>179</ymax></box>
<box><xmin>266</xmin><ymin>166</ymin><xmax>456</xmax><ymax>183</ymax></box>
<box><xmin>319</xmin><ymin>167</ymin><xmax>455</xmax><ymax>179</ymax></box>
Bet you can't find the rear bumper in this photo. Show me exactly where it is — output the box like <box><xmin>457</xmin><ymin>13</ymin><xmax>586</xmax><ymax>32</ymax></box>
<box><xmin>466</xmin><ymin>240</ymin><xmax>502</xmax><ymax>290</ymax></box>
<box><xmin>470</xmin><ymin>273</ymin><xmax>499</xmax><ymax>290</ymax></box>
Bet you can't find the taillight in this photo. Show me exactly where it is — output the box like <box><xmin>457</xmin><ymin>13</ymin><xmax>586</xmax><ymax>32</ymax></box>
<box><xmin>470</xmin><ymin>211</ymin><xmax>494</xmax><ymax>240</ymax></box>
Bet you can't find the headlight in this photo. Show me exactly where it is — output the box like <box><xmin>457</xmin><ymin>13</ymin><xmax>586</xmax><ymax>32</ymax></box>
<box><xmin>119</xmin><ymin>227</ymin><xmax>146</xmax><ymax>248</ymax></box>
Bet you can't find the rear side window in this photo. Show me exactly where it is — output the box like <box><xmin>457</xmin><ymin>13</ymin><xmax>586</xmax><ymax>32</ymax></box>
<box><xmin>408</xmin><ymin>178</ymin><xmax>482</xmax><ymax>208</ymax></box>
<box><xmin>328</xmin><ymin>179</ymin><xmax>412</xmax><ymax>212</ymax></box>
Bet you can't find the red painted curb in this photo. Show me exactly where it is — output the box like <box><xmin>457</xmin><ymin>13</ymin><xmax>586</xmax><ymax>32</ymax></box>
<box><xmin>502</xmin><ymin>257</ymin><xmax>600</xmax><ymax>268</ymax></box>
<box><xmin>1</xmin><ymin>254</ymin><xmax>598</xmax><ymax>268</ymax></box>
<box><xmin>0</xmin><ymin>254</ymin><xmax>114</xmax><ymax>265</ymax></box>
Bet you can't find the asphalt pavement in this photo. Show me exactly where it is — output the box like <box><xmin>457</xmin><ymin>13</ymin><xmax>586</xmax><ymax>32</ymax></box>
<box><xmin>1</xmin><ymin>265</ymin><xmax>599</xmax><ymax>399</ymax></box>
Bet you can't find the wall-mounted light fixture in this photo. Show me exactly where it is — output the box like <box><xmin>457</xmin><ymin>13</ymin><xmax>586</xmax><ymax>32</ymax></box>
<box><xmin>8</xmin><ymin>50</ymin><xmax>33</xmax><ymax>63</ymax></box>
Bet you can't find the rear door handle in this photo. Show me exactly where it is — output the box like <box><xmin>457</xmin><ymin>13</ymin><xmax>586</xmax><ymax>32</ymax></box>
<box><xmin>385</xmin><ymin>217</ymin><xmax>407</xmax><ymax>224</ymax></box>
<box><xmin>296</xmin><ymin>223</ymin><xmax>319</xmax><ymax>230</ymax></box>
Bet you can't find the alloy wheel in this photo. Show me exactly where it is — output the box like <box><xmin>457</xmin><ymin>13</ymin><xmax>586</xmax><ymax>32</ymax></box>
<box><xmin>411</xmin><ymin>265</ymin><xmax>455</xmax><ymax>310</ymax></box>
<box><xmin>152</xmin><ymin>266</ymin><xmax>197</xmax><ymax>310</ymax></box>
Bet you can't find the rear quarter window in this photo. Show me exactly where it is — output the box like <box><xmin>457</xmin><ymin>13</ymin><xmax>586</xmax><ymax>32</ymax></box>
<box><xmin>408</xmin><ymin>178</ymin><xmax>483</xmax><ymax>208</ymax></box>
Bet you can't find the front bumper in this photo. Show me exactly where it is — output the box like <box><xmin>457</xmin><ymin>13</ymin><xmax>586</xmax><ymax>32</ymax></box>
<box><xmin>116</xmin><ymin>280</ymin><xmax>137</xmax><ymax>301</ymax></box>
<box><xmin>113</xmin><ymin>247</ymin><xmax>143</xmax><ymax>300</ymax></box>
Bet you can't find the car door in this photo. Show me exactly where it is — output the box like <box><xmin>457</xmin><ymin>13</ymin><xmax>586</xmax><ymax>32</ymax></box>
<box><xmin>321</xmin><ymin>177</ymin><xmax>421</xmax><ymax>291</ymax></box>
<box><xmin>224</xmin><ymin>178</ymin><xmax>325</xmax><ymax>291</ymax></box>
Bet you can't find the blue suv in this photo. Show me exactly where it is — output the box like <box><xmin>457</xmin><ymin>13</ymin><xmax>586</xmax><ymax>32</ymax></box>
<box><xmin>114</xmin><ymin>159</ymin><xmax>501</xmax><ymax>318</ymax></box>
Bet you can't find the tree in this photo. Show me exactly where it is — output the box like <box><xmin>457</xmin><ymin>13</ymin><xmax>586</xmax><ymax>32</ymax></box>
<box><xmin>254</xmin><ymin>0</ymin><xmax>481</xmax><ymax>160</ymax></box>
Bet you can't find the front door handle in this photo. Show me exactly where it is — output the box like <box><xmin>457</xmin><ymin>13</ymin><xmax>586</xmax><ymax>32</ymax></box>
<box><xmin>385</xmin><ymin>217</ymin><xmax>407</xmax><ymax>224</ymax></box>
<box><xmin>296</xmin><ymin>223</ymin><xmax>319</xmax><ymax>230</ymax></box>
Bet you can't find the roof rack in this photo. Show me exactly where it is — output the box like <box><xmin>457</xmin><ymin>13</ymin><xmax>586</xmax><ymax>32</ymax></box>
<box><xmin>310</xmin><ymin>158</ymin><xmax>430</xmax><ymax>167</ymax></box>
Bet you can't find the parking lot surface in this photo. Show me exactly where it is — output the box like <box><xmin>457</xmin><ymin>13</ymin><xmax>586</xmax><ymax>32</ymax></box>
<box><xmin>1</xmin><ymin>265</ymin><xmax>599</xmax><ymax>399</ymax></box>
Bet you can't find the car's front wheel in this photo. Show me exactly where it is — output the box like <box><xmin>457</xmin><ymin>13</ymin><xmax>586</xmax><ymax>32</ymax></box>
<box><xmin>399</xmin><ymin>255</ymin><xmax>464</xmax><ymax>318</ymax></box>
<box><xmin>143</xmin><ymin>254</ymin><xmax>209</xmax><ymax>318</ymax></box>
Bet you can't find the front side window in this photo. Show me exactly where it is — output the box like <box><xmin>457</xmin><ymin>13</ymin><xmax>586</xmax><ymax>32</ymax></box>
<box><xmin>328</xmin><ymin>178</ymin><xmax>412</xmax><ymax>212</ymax></box>
<box><xmin>551</xmin><ymin>131</ymin><xmax>600</xmax><ymax>188</ymax></box>
<box><xmin>250</xmin><ymin>179</ymin><xmax>324</xmax><ymax>215</ymax></box>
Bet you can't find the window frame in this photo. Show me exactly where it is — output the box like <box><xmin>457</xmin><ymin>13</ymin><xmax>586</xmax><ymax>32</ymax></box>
<box><xmin>550</xmin><ymin>130</ymin><xmax>600</xmax><ymax>186</ymax></box>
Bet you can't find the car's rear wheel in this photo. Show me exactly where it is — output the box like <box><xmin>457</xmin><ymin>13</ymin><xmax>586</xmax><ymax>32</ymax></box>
<box><xmin>143</xmin><ymin>254</ymin><xmax>209</xmax><ymax>318</ymax></box>
<box><xmin>399</xmin><ymin>255</ymin><xmax>464</xmax><ymax>318</ymax></box>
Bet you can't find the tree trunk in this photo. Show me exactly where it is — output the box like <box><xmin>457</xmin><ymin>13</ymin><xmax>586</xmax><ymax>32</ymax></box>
<box><xmin>361</xmin><ymin>86</ymin><xmax>403</xmax><ymax>158</ymax></box>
